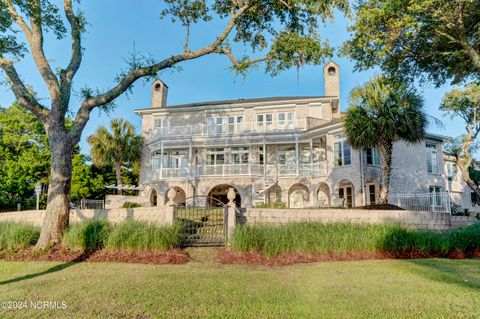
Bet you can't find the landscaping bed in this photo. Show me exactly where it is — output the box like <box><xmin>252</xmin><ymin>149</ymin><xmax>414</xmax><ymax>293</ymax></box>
<box><xmin>0</xmin><ymin>220</ymin><xmax>189</xmax><ymax>265</ymax></box>
<box><xmin>0</xmin><ymin>246</ymin><xmax>188</xmax><ymax>264</ymax></box>
<box><xmin>219</xmin><ymin>248</ymin><xmax>480</xmax><ymax>266</ymax></box>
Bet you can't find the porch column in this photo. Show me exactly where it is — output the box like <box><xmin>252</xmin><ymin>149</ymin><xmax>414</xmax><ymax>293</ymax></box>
<box><xmin>310</xmin><ymin>139</ymin><xmax>314</xmax><ymax>175</ymax></box>
<box><xmin>295</xmin><ymin>134</ymin><xmax>299</xmax><ymax>176</ymax></box>
<box><xmin>160</xmin><ymin>141</ymin><xmax>164</xmax><ymax>180</ymax></box>
<box><xmin>188</xmin><ymin>139</ymin><xmax>193</xmax><ymax>178</ymax></box>
<box><xmin>263</xmin><ymin>141</ymin><xmax>267</xmax><ymax>177</ymax></box>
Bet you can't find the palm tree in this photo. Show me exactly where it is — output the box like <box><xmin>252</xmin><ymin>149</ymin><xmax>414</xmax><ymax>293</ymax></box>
<box><xmin>88</xmin><ymin>119</ymin><xmax>142</xmax><ymax>195</ymax></box>
<box><xmin>344</xmin><ymin>75</ymin><xmax>427</xmax><ymax>204</ymax></box>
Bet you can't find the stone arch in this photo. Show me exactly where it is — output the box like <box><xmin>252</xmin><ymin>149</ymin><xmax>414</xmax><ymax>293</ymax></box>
<box><xmin>336</xmin><ymin>179</ymin><xmax>355</xmax><ymax>208</ymax></box>
<box><xmin>327</xmin><ymin>66</ymin><xmax>336</xmax><ymax>76</ymax></box>
<box><xmin>164</xmin><ymin>186</ymin><xmax>186</xmax><ymax>206</ymax></box>
<box><xmin>147</xmin><ymin>187</ymin><xmax>158</xmax><ymax>207</ymax></box>
<box><xmin>288</xmin><ymin>183</ymin><xmax>310</xmax><ymax>208</ymax></box>
<box><xmin>208</xmin><ymin>184</ymin><xmax>241</xmax><ymax>207</ymax></box>
<box><xmin>316</xmin><ymin>182</ymin><xmax>331</xmax><ymax>207</ymax></box>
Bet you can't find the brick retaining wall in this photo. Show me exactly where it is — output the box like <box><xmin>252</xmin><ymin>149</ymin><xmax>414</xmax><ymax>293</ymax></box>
<box><xmin>241</xmin><ymin>208</ymin><xmax>478</xmax><ymax>231</ymax></box>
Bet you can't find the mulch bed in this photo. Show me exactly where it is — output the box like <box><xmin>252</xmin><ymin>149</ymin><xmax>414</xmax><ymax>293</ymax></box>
<box><xmin>0</xmin><ymin>245</ymin><xmax>189</xmax><ymax>265</ymax></box>
<box><xmin>353</xmin><ymin>204</ymin><xmax>404</xmax><ymax>210</ymax></box>
<box><xmin>218</xmin><ymin>248</ymin><xmax>480</xmax><ymax>266</ymax></box>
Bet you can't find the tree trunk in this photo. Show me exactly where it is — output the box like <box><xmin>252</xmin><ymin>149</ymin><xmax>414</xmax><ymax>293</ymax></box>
<box><xmin>378</xmin><ymin>141</ymin><xmax>393</xmax><ymax>204</ymax></box>
<box><xmin>35</xmin><ymin>138</ymin><xmax>73</xmax><ymax>249</ymax></box>
<box><xmin>115</xmin><ymin>159</ymin><xmax>122</xmax><ymax>195</ymax></box>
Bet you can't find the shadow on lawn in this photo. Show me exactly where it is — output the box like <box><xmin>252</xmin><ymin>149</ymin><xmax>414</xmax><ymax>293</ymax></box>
<box><xmin>0</xmin><ymin>250</ymin><xmax>93</xmax><ymax>286</ymax></box>
<box><xmin>405</xmin><ymin>259</ymin><xmax>480</xmax><ymax>291</ymax></box>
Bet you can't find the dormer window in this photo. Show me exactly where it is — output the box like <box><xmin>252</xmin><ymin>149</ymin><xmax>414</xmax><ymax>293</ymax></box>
<box><xmin>328</xmin><ymin>66</ymin><xmax>336</xmax><ymax>76</ymax></box>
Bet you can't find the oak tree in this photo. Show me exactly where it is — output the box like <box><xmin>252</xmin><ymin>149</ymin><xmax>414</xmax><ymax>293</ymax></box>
<box><xmin>344</xmin><ymin>0</ymin><xmax>480</xmax><ymax>86</ymax></box>
<box><xmin>0</xmin><ymin>0</ymin><xmax>348</xmax><ymax>248</ymax></box>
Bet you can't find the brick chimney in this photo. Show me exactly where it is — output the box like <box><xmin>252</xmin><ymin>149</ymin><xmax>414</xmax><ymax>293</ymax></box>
<box><xmin>151</xmin><ymin>79</ymin><xmax>168</xmax><ymax>108</ymax></box>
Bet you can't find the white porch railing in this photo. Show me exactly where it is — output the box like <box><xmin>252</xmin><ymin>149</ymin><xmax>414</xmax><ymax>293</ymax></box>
<box><xmin>197</xmin><ymin>164</ymin><xmax>264</xmax><ymax>177</ymax></box>
<box><xmin>151</xmin><ymin>162</ymin><xmax>327</xmax><ymax>181</ymax></box>
<box><xmin>149</xmin><ymin>119</ymin><xmax>307</xmax><ymax>139</ymax></box>
<box><xmin>267</xmin><ymin>162</ymin><xmax>327</xmax><ymax>177</ymax></box>
<box><xmin>388</xmin><ymin>192</ymin><xmax>451</xmax><ymax>214</ymax></box>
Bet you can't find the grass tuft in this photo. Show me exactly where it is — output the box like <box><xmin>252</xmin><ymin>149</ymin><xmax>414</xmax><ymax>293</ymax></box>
<box><xmin>63</xmin><ymin>219</ymin><xmax>112</xmax><ymax>250</ymax></box>
<box><xmin>106</xmin><ymin>220</ymin><xmax>183</xmax><ymax>251</ymax></box>
<box><xmin>0</xmin><ymin>222</ymin><xmax>40</xmax><ymax>250</ymax></box>
<box><xmin>232</xmin><ymin>222</ymin><xmax>480</xmax><ymax>258</ymax></box>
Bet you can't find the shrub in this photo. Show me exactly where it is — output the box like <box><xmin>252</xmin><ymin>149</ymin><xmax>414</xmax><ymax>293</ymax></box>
<box><xmin>122</xmin><ymin>202</ymin><xmax>142</xmax><ymax>208</ymax></box>
<box><xmin>231</xmin><ymin>222</ymin><xmax>480</xmax><ymax>258</ymax></box>
<box><xmin>0</xmin><ymin>222</ymin><xmax>40</xmax><ymax>250</ymax></box>
<box><xmin>63</xmin><ymin>219</ymin><xmax>112</xmax><ymax>250</ymax></box>
<box><xmin>255</xmin><ymin>201</ymin><xmax>287</xmax><ymax>209</ymax></box>
<box><xmin>106</xmin><ymin>220</ymin><xmax>182</xmax><ymax>251</ymax></box>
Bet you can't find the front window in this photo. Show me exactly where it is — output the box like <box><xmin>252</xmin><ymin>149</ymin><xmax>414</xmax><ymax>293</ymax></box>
<box><xmin>339</xmin><ymin>185</ymin><xmax>354</xmax><ymax>208</ymax></box>
<box><xmin>207</xmin><ymin>117</ymin><xmax>223</xmax><ymax>134</ymax></box>
<box><xmin>367</xmin><ymin>184</ymin><xmax>376</xmax><ymax>205</ymax></box>
<box><xmin>152</xmin><ymin>151</ymin><xmax>162</xmax><ymax>170</ymax></box>
<box><xmin>154</xmin><ymin>118</ymin><xmax>169</xmax><ymax>129</ymax></box>
<box><xmin>429</xmin><ymin>186</ymin><xmax>442</xmax><ymax>207</ymax></box>
<box><xmin>259</xmin><ymin>146</ymin><xmax>264</xmax><ymax>165</ymax></box>
<box><xmin>366</xmin><ymin>148</ymin><xmax>381</xmax><ymax>166</ymax></box>
<box><xmin>228</xmin><ymin>116</ymin><xmax>243</xmax><ymax>132</ymax></box>
<box><xmin>207</xmin><ymin>148</ymin><xmax>225</xmax><ymax>165</ymax></box>
<box><xmin>334</xmin><ymin>134</ymin><xmax>352</xmax><ymax>167</ymax></box>
<box><xmin>446</xmin><ymin>162</ymin><xmax>458</xmax><ymax>181</ymax></box>
<box><xmin>300</xmin><ymin>144</ymin><xmax>311</xmax><ymax>164</ymax></box>
<box><xmin>426</xmin><ymin>143</ymin><xmax>439</xmax><ymax>174</ymax></box>
<box><xmin>257</xmin><ymin>113</ymin><xmax>273</xmax><ymax>130</ymax></box>
<box><xmin>278</xmin><ymin>112</ymin><xmax>295</xmax><ymax>128</ymax></box>
<box><xmin>231</xmin><ymin>147</ymin><xmax>249</xmax><ymax>164</ymax></box>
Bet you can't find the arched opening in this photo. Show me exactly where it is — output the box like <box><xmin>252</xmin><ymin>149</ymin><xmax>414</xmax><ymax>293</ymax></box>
<box><xmin>154</xmin><ymin>82</ymin><xmax>162</xmax><ymax>91</ymax></box>
<box><xmin>266</xmin><ymin>184</ymin><xmax>282</xmax><ymax>204</ymax></box>
<box><xmin>365</xmin><ymin>179</ymin><xmax>380</xmax><ymax>206</ymax></box>
<box><xmin>316</xmin><ymin>183</ymin><xmax>330</xmax><ymax>207</ymax></box>
<box><xmin>328</xmin><ymin>66</ymin><xmax>336</xmax><ymax>76</ymax></box>
<box><xmin>288</xmin><ymin>183</ymin><xmax>310</xmax><ymax>208</ymax></box>
<box><xmin>164</xmin><ymin>186</ymin><xmax>186</xmax><ymax>206</ymax></box>
<box><xmin>149</xmin><ymin>189</ymin><xmax>158</xmax><ymax>207</ymax></box>
<box><xmin>337</xmin><ymin>179</ymin><xmax>354</xmax><ymax>208</ymax></box>
<box><xmin>208</xmin><ymin>184</ymin><xmax>241</xmax><ymax>207</ymax></box>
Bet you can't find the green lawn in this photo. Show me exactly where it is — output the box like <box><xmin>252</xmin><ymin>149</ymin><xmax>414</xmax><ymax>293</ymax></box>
<box><xmin>0</xmin><ymin>258</ymin><xmax>479</xmax><ymax>318</ymax></box>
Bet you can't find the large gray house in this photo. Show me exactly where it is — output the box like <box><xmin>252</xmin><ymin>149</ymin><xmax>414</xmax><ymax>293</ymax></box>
<box><xmin>134</xmin><ymin>62</ymin><xmax>473</xmax><ymax>210</ymax></box>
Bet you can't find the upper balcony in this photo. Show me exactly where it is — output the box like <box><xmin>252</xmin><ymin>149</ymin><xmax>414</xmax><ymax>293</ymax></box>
<box><xmin>148</xmin><ymin>119</ymin><xmax>307</xmax><ymax>141</ymax></box>
<box><xmin>148</xmin><ymin>162</ymin><xmax>327</xmax><ymax>181</ymax></box>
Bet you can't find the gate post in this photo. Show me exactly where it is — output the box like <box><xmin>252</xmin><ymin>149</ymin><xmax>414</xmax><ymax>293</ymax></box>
<box><xmin>165</xmin><ymin>187</ymin><xmax>176</xmax><ymax>225</ymax></box>
<box><xmin>227</xmin><ymin>187</ymin><xmax>237</xmax><ymax>244</ymax></box>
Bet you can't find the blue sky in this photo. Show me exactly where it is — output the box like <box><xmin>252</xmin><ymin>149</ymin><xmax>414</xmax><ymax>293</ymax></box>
<box><xmin>0</xmin><ymin>1</ymin><xmax>463</xmax><ymax>154</ymax></box>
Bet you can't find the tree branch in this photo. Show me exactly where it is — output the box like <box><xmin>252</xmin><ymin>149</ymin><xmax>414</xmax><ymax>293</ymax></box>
<box><xmin>4</xmin><ymin>0</ymin><xmax>61</xmax><ymax>104</ymax></box>
<box><xmin>0</xmin><ymin>57</ymin><xmax>49</xmax><ymax>122</ymax></box>
<box><xmin>69</xmin><ymin>2</ymin><xmax>252</xmax><ymax>144</ymax></box>
<box><xmin>63</xmin><ymin>0</ymin><xmax>82</xmax><ymax>83</ymax></box>
<box><xmin>214</xmin><ymin>48</ymin><xmax>268</xmax><ymax>69</ymax></box>
<box><xmin>59</xmin><ymin>0</ymin><xmax>82</xmax><ymax>111</ymax></box>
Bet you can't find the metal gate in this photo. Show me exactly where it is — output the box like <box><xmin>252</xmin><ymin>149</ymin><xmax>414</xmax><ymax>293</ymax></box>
<box><xmin>174</xmin><ymin>196</ymin><xmax>227</xmax><ymax>247</ymax></box>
